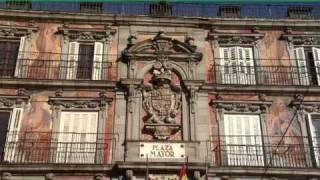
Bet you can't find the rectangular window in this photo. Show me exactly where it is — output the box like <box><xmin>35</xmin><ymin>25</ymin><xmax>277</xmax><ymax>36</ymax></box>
<box><xmin>293</xmin><ymin>47</ymin><xmax>320</xmax><ymax>86</ymax></box>
<box><xmin>219</xmin><ymin>6</ymin><xmax>241</xmax><ymax>18</ymax></box>
<box><xmin>80</xmin><ymin>2</ymin><xmax>103</xmax><ymax>14</ymax></box>
<box><xmin>77</xmin><ymin>44</ymin><xmax>94</xmax><ymax>79</ymax></box>
<box><xmin>6</xmin><ymin>0</ymin><xmax>32</xmax><ymax>10</ymax></box>
<box><xmin>55</xmin><ymin>111</ymin><xmax>98</xmax><ymax>164</ymax></box>
<box><xmin>308</xmin><ymin>114</ymin><xmax>320</xmax><ymax>167</ymax></box>
<box><xmin>223</xmin><ymin>114</ymin><xmax>264</xmax><ymax>166</ymax></box>
<box><xmin>0</xmin><ymin>41</ymin><xmax>20</xmax><ymax>77</ymax></box>
<box><xmin>64</xmin><ymin>42</ymin><xmax>104</xmax><ymax>80</ymax></box>
<box><xmin>218</xmin><ymin>46</ymin><xmax>255</xmax><ymax>85</ymax></box>
<box><xmin>149</xmin><ymin>2</ymin><xmax>172</xmax><ymax>17</ymax></box>
<box><xmin>288</xmin><ymin>6</ymin><xmax>312</xmax><ymax>19</ymax></box>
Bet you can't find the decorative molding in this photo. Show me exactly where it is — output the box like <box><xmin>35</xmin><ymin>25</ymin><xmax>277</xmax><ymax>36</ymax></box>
<box><xmin>48</xmin><ymin>97</ymin><xmax>112</xmax><ymax>109</ymax></box>
<box><xmin>58</xmin><ymin>24</ymin><xmax>116</xmax><ymax>41</ymax></box>
<box><xmin>211</xmin><ymin>100</ymin><xmax>272</xmax><ymax>113</ymax></box>
<box><xmin>0</xmin><ymin>95</ymin><xmax>29</xmax><ymax>108</ymax></box>
<box><xmin>123</xmin><ymin>30</ymin><xmax>202</xmax><ymax>62</ymax></box>
<box><xmin>207</xmin><ymin>31</ymin><xmax>264</xmax><ymax>47</ymax></box>
<box><xmin>0</xmin><ymin>24</ymin><xmax>38</xmax><ymax>39</ymax></box>
<box><xmin>149</xmin><ymin>174</ymin><xmax>179</xmax><ymax>180</ymax></box>
<box><xmin>281</xmin><ymin>32</ymin><xmax>320</xmax><ymax>47</ymax></box>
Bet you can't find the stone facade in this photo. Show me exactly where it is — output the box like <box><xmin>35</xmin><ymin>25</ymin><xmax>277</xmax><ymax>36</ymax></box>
<box><xmin>0</xmin><ymin>4</ymin><xmax>319</xmax><ymax>180</ymax></box>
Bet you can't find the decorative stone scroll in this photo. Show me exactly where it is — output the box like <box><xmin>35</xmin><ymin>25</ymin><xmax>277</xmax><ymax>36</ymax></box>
<box><xmin>0</xmin><ymin>23</ymin><xmax>38</xmax><ymax>39</ymax></box>
<box><xmin>207</xmin><ymin>28</ymin><xmax>264</xmax><ymax>48</ymax></box>
<box><xmin>58</xmin><ymin>24</ymin><xmax>116</xmax><ymax>41</ymax></box>
<box><xmin>211</xmin><ymin>100</ymin><xmax>272</xmax><ymax>114</ymax></box>
<box><xmin>281</xmin><ymin>30</ymin><xmax>320</xmax><ymax>47</ymax></box>
<box><xmin>48</xmin><ymin>96</ymin><xmax>112</xmax><ymax>109</ymax></box>
<box><xmin>123</xmin><ymin>30</ymin><xmax>202</xmax><ymax>63</ymax></box>
<box><xmin>142</xmin><ymin>61</ymin><xmax>181</xmax><ymax>140</ymax></box>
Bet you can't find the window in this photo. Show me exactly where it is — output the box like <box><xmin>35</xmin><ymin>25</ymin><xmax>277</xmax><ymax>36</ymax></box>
<box><xmin>2</xmin><ymin>108</ymin><xmax>23</xmax><ymax>162</ymax></box>
<box><xmin>64</xmin><ymin>42</ymin><xmax>103</xmax><ymax>80</ymax></box>
<box><xmin>307</xmin><ymin>114</ymin><xmax>320</xmax><ymax>167</ymax></box>
<box><xmin>6</xmin><ymin>0</ymin><xmax>32</xmax><ymax>10</ymax></box>
<box><xmin>55</xmin><ymin>111</ymin><xmax>98</xmax><ymax>164</ymax></box>
<box><xmin>288</xmin><ymin>6</ymin><xmax>312</xmax><ymax>19</ymax></box>
<box><xmin>0</xmin><ymin>41</ymin><xmax>20</xmax><ymax>77</ymax></box>
<box><xmin>80</xmin><ymin>2</ymin><xmax>103</xmax><ymax>14</ymax></box>
<box><xmin>219</xmin><ymin>6</ymin><xmax>241</xmax><ymax>18</ymax></box>
<box><xmin>223</xmin><ymin>114</ymin><xmax>264</xmax><ymax>166</ymax></box>
<box><xmin>219</xmin><ymin>46</ymin><xmax>255</xmax><ymax>85</ymax></box>
<box><xmin>149</xmin><ymin>1</ymin><xmax>172</xmax><ymax>16</ymax></box>
<box><xmin>293</xmin><ymin>47</ymin><xmax>320</xmax><ymax>86</ymax></box>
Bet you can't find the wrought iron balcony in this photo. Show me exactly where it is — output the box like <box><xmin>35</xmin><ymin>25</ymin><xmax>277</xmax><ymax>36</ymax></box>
<box><xmin>0</xmin><ymin>131</ymin><xmax>116</xmax><ymax>164</ymax></box>
<box><xmin>0</xmin><ymin>51</ymin><xmax>117</xmax><ymax>81</ymax></box>
<box><xmin>0</xmin><ymin>2</ymin><xmax>320</xmax><ymax>20</ymax></box>
<box><xmin>210</xmin><ymin>135</ymin><xmax>318</xmax><ymax>168</ymax></box>
<box><xmin>211</xmin><ymin>59</ymin><xmax>319</xmax><ymax>86</ymax></box>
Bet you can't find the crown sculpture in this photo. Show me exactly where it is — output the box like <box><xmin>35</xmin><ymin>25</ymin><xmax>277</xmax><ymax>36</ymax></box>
<box><xmin>142</xmin><ymin>61</ymin><xmax>182</xmax><ymax>140</ymax></box>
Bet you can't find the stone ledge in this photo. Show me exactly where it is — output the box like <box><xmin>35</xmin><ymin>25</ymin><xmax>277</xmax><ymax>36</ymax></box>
<box><xmin>1</xmin><ymin>10</ymin><xmax>320</xmax><ymax>28</ymax></box>
<box><xmin>202</xmin><ymin>84</ymin><xmax>320</xmax><ymax>95</ymax></box>
<box><xmin>0</xmin><ymin>79</ymin><xmax>117</xmax><ymax>90</ymax></box>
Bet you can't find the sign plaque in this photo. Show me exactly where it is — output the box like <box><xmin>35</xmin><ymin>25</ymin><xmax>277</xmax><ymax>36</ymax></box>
<box><xmin>139</xmin><ymin>142</ymin><xmax>185</xmax><ymax>159</ymax></box>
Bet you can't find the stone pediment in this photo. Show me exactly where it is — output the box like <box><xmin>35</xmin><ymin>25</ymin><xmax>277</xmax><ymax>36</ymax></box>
<box><xmin>123</xmin><ymin>31</ymin><xmax>202</xmax><ymax>62</ymax></box>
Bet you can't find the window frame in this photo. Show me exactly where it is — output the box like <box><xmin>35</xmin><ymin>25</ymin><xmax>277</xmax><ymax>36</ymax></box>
<box><xmin>48</xmin><ymin>96</ymin><xmax>112</xmax><ymax>164</ymax></box>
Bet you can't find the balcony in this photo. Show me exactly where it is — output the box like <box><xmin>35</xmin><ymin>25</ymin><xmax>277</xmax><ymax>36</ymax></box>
<box><xmin>210</xmin><ymin>135</ymin><xmax>318</xmax><ymax>168</ymax></box>
<box><xmin>0</xmin><ymin>2</ymin><xmax>320</xmax><ymax>20</ymax></box>
<box><xmin>211</xmin><ymin>59</ymin><xmax>319</xmax><ymax>87</ymax></box>
<box><xmin>0</xmin><ymin>52</ymin><xmax>117</xmax><ymax>81</ymax></box>
<box><xmin>1</xmin><ymin>131</ymin><xmax>116</xmax><ymax>164</ymax></box>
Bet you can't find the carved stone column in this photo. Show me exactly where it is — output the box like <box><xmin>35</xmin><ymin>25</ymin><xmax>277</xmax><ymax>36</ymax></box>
<box><xmin>121</xmin><ymin>79</ymin><xmax>143</xmax><ymax>141</ymax></box>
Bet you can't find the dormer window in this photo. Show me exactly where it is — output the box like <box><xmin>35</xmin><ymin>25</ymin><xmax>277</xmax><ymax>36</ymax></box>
<box><xmin>6</xmin><ymin>0</ymin><xmax>32</xmax><ymax>10</ymax></box>
<box><xmin>149</xmin><ymin>1</ymin><xmax>172</xmax><ymax>17</ymax></box>
<box><xmin>288</xmin><ymin>6</ymin><xmax>312</xmax><ymax>19</ymax></box>
<box><xmin>80</xmin><ymin>2</ymin><xmax>103</xmax><ymax>14</ymax></box>
<box><xmin>219</xmin><ymin>6</ymin><xmax>241</xmax><ymax>18</ymax></box>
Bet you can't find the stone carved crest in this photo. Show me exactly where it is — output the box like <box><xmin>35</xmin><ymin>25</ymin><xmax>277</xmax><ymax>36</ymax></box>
<box><xmin>142</xmin><ymin>62</ymin><xmax>181</xmax><ymax>140</ymax></box>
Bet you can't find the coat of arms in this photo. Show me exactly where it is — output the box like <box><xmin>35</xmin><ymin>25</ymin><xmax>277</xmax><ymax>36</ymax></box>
<box><xmin>142</xmin><ymin>62</ymin><xmax>181</xmax><ymax>139</ymax></box>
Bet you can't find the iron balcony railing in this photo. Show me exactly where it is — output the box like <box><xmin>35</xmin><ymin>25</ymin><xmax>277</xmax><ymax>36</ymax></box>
<box><xmin>0</xmin><ymin>51</ymin><xmax>118</xmax><ymax>81</ymax></box>
<box><xmin>211</xmin><ymin>59</ymin><xmax>320</xmax><ymax>86</ymax></box>
<box><xmin>1</xmin><ymin>2</ymin><xmax>320</xmax><ymax>20</ymax></box>
<box><xmin>0</xmin><ymin>131</ymin><xmax>117</xmax><ymax>164</ymax></box>
<box><xmin>209</xmin><ymin>135</ymin><xmax>320</xmax><ymax>168</ymax></box>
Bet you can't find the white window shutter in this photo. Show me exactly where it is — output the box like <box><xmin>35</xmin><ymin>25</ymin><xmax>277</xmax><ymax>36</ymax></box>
<box><xmin>294</xmin><ymin>47</ymin><xmax>309</xmax><ymax>85</ymax></box>
<box><xmin>223</xmin><ymin>114</ymin><xmax>263</xmax><ymax>166</ymax></box>
<box><xmin>312</xmin><ymin>47</ymin><xmax>320</xmax><ymax>85</ymax></box>
<box><xmin>57</xmin><ymin>111</ymin><xmax>98</xmax><ymax>164</ymax></box>
<box><xmin>308</xmin><ymin>114</ymin><xmax>320</xmax><ymax>166</ymax></box>
<box><xmin>14</xmin><ymin>37</ymin><xmax>26</xmax><ymax>78</ymax></box>
<box><xmin>92</xmin><ymin>42</ymin><xmax>104</xmax><ymax>80</ymax></box>
<box><xmin>4</xmin><ymin>107</ymin><xmax>24</xmax><ymax>162</ymax></box>
<box><xmin>66</xmin><ymin>42</ymin><xmax>80</xmax><ymax>80</ymax></box>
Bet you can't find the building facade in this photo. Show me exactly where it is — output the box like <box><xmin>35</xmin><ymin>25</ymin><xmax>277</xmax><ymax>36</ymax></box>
<box><xmin>0</xmin><ymin>2</ymin><xmax>319</xmax><ymax>180</ymax></box>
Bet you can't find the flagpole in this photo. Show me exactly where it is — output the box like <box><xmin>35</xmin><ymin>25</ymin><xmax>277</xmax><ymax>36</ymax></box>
<box><xmin>186</xmin><ymin>156</ymin><xmax>189</xmax><ymax>174</ymax></box>
<box><xmin>146</xmin><ymin>154</ymin><xmax>149</xmax><ymax>180</ymax></box>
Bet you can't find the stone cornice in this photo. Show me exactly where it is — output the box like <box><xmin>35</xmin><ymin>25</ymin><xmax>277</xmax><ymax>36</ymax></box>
<box><xmin>281</xmin><ymin>32</ymin><xmax>320</xmax><ymax>46</ymax></box>
<box><xmin>0</xmin><ymin>95</ymin><xmax>29</xmax><ymax>108</ymax></box>
<box><xmin>211</xmin><ymin>100</ymin><xmax>272</xmax><ymax>113</ymax></box>
<box><xmin>58</xmin><ymin>25</ymin><xmax>116</xmax><ymax>41</ymax></box>
<box><xmin>0</xmin><ymin>24</ymin><xmax>38</xmax><ymax>39</ymax></box>
<box><xmin>2</xmin><ymin>10</ymin><xmax>320</xmax><ymax>29</ymax></box>
<box><xmin>207</xmin><ymin>31</ymin><xmax>264</xmax><ymax>45</ymax></box>
<box><xmin>48</xmin><ymin>96</ymin><xmax>112</xmax><ymax>109</ymax></box>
